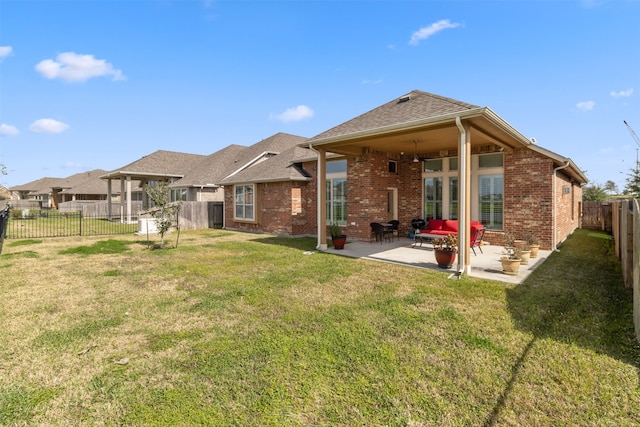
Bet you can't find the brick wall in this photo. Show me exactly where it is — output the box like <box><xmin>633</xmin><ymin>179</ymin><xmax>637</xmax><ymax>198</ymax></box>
<box><xmin>224</xmin><ymin>180</ymin><xmax>315</xmax><ymax>236</ymax></box>
<box><xmin>224</xmin><ymin>146</ymin><xmax>582</xmax><ymax>250</ymax></box>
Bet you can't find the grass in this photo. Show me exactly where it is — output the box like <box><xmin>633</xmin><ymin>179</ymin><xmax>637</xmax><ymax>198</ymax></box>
<box><xmin>0</xmin><ymin>229</ymin><xmax>638</xmax><ymax>426</ymax></box>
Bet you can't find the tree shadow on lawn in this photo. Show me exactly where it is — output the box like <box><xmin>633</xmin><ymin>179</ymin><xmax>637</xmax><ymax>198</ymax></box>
<box><xmin>482</xmin><ymin>230</ymin><xmax>640</xmax><ymax>426</ymax></box>
<box><xmin>506</xmin><ymin>229</ymin><xmax>639</xmax><ymax>367</ymax></box>
<box><xmin>251</xmin><ymin>236</ymin><xmax>319</xmax><ymax>252</ymax></box>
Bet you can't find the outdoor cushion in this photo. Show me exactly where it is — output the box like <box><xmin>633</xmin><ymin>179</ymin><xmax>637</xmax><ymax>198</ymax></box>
<box><xmin>442</xmin><ymin>220</ymin><xmax>458</xmax><ymax>232</ymax></box>
<box><xmin>426</xmin><ymin>219</ymin><xmax>445</xmax><ymax>230</ymax></box>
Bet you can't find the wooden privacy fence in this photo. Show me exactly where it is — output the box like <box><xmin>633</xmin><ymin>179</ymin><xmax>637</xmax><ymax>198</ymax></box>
<box><xmin>175</xmin><ymin>201</ymin><xmax>223</xmax><ymax>230</ymax></box>
<box><xmin>582</xmin><ymin>201</ymin><xmax>613</xmax><ymax>232</ymax></box>
<box><xmin>584</xmin><ymin>199</ymin><xmax>640</xmax><ymax>342</ymax></box>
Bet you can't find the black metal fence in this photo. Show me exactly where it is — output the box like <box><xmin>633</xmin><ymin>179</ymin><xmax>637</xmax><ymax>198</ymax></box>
<box><xmin>6</xmin><ymin>208</ymin><xmax>138</xmax><ymax>239</ymax></box>
<box><xmin>0</xmin><ymin>205</ymin><xmax>9</xmax><ymax>254</ymax></box>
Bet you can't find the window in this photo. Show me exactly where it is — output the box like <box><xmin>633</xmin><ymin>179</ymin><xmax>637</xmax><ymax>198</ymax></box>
<box><xmin>388</xmin><ymin>160</ymin><xmax>397</xmax><ymax>174</ymax></box>
<box><xmin>479</xmin><ymin>175</ymin><xmax>503</xmax><ymax>229</ymax></box>
<box><xmin>423</xmin><ymin>159</ymin><xmax>443</xmax><ymax>172</ymax></box>
<box><xmin>234</xmin><ymin>184</ymin><xmax>254</xmax><ymax>221</ymax></box>
<box><xmin>170</xmin><ymin>188</ymin><xmax>187</xmax><ymax>202</ymax></box>
<box><xmin>479</xmin><ymin>153</ymin><xmax>503</xmax><ymax>168</ymax></box>
<box><xmin>424</xmin><ymin>177</ymin><xmax>443</xmax><ymax>219</ymax></box>
<box><xmin>449</xmin><ymin>177</ymin><xmax>458</xmax><ymax>220</ymax></box>
<box><xmin>326</xmin><ymin>160</ymin><xmax>347</xmax><ymax>225</ymax></box>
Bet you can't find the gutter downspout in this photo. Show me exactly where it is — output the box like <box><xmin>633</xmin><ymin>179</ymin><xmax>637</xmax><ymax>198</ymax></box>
<box><xmin>553</xmin><ymin>161</ymin><xmax>570</xmax><ymax>251</ymax></box>
<box><xmin>308</xmin><ymin>143</ymin><xmax>328</xmax><ymax>250</ymax></box>
<box><xmin>455</xmin><ymin>116</ymin><xmax>468</xmax><ymax>276</ymax></box>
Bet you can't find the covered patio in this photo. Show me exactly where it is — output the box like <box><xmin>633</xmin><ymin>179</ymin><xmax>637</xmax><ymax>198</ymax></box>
<box><xmin>323</xmin><ymin>237</ymin><xmax>552</xmax><ymax>285</ymax></box>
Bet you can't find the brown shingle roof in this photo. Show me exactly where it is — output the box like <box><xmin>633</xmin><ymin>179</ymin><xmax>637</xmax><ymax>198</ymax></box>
<box><xmin>101</xmin><ymin>150</ymin><xmax>208</xmax><ymax>181</ymax></box>
<box><xmin>222</xmin><ymin>132</ymin><xmax>308</xmax><ymax>179</ymax></box>
<box><xmin>169</xmin><ymin>144</ymin><xmax>246</xmax><ymax>187</ymax></box>
<box><xmin>307</xmin><ymin>90</ymin><xmax>479</xmax><ymax>142</ymax></box>
<box><xmin>219</xmin><ymin>146</ymin><xmax>313</xmax><ymax>185</ymax></box>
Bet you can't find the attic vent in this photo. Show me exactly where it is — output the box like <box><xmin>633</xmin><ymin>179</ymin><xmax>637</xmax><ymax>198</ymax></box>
<box><xmin>398</xmin><ymin>94</ymin><xmax>412</xmax><ymax>103</ymax></box>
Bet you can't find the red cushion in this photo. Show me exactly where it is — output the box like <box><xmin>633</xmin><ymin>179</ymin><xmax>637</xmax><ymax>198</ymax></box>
<box><xmin>442</xmin><ymin>220</ymin><xmax>458</xmax><ymax>232</ymax></box>
<box><xmin>426</xmin><ymin>219</ymin><xmax>443</xmax><ymax>230</ymax></box>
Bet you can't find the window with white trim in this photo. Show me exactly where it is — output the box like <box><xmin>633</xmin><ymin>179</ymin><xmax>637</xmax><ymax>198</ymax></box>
<box><xmin>421</xmin><ymin>153</ymin><xmax>504</xmax><ymax>229</ymax></box>
<box><xmin>477</xmin><ymin>154</ymin><xmax>504</xmax><ymax>230</ymax></box>
<box><xmin>234</xmin><ymin>184</ymin><xmax>255</xmax><ymax>221</ymax></box>
<box><xmin>326</xmin><ymin>160</ymin><xmax>347</xmax><ymax>225</ymax></box>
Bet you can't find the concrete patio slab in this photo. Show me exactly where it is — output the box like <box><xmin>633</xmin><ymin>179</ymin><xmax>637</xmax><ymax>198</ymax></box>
<box><xmin>323</xmin><ymin>237</ymin><xmax>552</xmax><ymax>284</ymax></box>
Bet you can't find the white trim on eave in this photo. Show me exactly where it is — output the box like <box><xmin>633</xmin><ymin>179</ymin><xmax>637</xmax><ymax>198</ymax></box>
<box><xmin>305</xmin><ymin>107</ymin><xmax>533</xmax><ymax>149</ymax></box>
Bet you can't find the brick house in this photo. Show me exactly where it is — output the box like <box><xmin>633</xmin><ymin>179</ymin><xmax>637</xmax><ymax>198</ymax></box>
<box><xmin>222</xmin><ymin>90</ymin><xmax>586</xmax><ymax>274</ymax></box>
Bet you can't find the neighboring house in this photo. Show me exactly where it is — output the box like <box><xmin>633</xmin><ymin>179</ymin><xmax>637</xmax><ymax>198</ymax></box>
<box><xmin>58</xmin><ymin>169</ymin><xmax>112</xmax><ymax>202</ymax></box>
<box><xmin>0</xmin><ymin>186</ymin><xmax>11</xmax><ymax>202</ymax></box>
<box><xmin>220</xmin><ymin>144</ymin><xmax>315</xmax><ymax>235</ymax></box>
<box><xmin>168</xmin><ymin>144</ymin><xmax>247</xmax><ymax>202</ymax></box>
<box><xmin>215</xmin><ymin>132</ymin><xmax>314</xmax><ymax>235</ymax></box>
<box><xmin>297</xmin><ymin>90</ymin><xmax>587</xmax><ymax>273</ymax></box>
<box><xmin>9</xmin><ymin>177</ymin><xmax>67</xmax><ymax>208</ymax></box>
<box><xmin>101</xmin><ymin>150</ymin><xmax>209</xmax><ymax>222</ymax></box>
<box><xmin>10</xmin><ymin>169</ymin><xmax>114</xmax><ymax>209</ymax></box>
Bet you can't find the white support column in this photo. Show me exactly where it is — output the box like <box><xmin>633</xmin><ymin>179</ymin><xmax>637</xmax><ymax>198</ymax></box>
<box><xmin>317</xmin><ymin>148</ymin><xmax>328</xmax><ymax>250</ymax></box>
<box><xmin>126</xmin><ymin>175</ymin><xmax>132</xmax><ymax>223</ymax></box>
<box><xmin>456</xmin><ymin>117</ymin><xmax>472</xmax><ymax>275</ymax></box>
<box><xmin>107</xmin><ymin>179</ymin><xmax>112</xmax><ymax>220</ymax></box>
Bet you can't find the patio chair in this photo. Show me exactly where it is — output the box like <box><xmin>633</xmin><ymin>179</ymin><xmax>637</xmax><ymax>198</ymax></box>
<box><xmin>471</xmin><ymin>227</ymin><xmax>486</xmax><ymax>255</ymax></box>
<box><xmin>370</xmin><ymin>222</ymin><xmax>392</xmax><ymax>244</ymax></box>
<box><xmin>387</xmin><ymin>220</ymin><xmax>400</xmax><ymax>241</ymax></box>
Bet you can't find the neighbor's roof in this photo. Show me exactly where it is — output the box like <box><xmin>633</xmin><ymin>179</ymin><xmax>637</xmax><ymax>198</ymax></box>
<box><xmin>101</xmin><ymin>150</ymin><xmax>208</xmax><ymax>181</ymax></box>
<box><xmin>10</xmin><ymin>177</ymin><xmax>66</xmax><ymax>194</ymax></box>
<box><xmin>169</xmin><ymin>144</ymin><xmax>246</xmax><ymax>188</ymax></box>
<box><xmin>219</xmin><ymin>145</ymin><xmax>313</xmax><ymax>185</ymax></box>
<box><xmin>221</xmin><ymin>132</ymin><xmax>308</xmax><ymax>180</ymax></box>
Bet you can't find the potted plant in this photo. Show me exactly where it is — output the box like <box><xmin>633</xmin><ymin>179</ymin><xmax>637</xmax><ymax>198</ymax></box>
<box><xmin>432</xmin><ymin>234</ymin><xmax>458</xmax><ymax>269</ymax></box>
<box><xmin>329</xmin><ymin>223</ymin><xmax>347</xmax><ymax>250</ymax></box>
<box><xmin>526</xmin><ymin>232</ymin><xmax>540</xmax><ymax>258</ymax></box>
<box><xmin>500</xmin><ymin>233</ymin><xmax>521</xmax><ymax>275</ymax></box>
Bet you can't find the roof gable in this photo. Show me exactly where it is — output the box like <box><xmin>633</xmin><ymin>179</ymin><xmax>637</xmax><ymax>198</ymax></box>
<box><xmin>170</xmin><ymin>144</ymin><xmax>246</xmax><ymax>187</ymax></box>
<box><xmin>220</xmin><ymin>146</ymin><xmax>313</xmax><ymax>185</ymax></box>
<box><xmin>308</xmin><ymin>90</ymin><xmax>479</xmax><ymax>142</ymax></box>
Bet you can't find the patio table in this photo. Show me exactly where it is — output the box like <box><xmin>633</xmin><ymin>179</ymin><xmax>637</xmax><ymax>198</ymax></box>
<box><xmin>413</xmin><ymin>232</ymin><xmax>451</xmax><ymax>247</ymax></box>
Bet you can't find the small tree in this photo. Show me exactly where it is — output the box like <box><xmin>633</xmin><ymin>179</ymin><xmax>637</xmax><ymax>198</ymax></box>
<box><xmin>582</xmin><ymin>182</ymin><xmax>609</xmax><ymax>201</ymax></box>
<box><xmin>143</xmin><ymin>181</ymin><xmax>181</xmax><ymax>248</ymax></box>
<box><xmin>623</xmin><ymin>163</ymin><xmax>640</xmax><ymax>198</ymax></box>
<box><xmin>603</xmin><ymin>180</ymin><xmax>619</xmax><ymax>195</ymax></box>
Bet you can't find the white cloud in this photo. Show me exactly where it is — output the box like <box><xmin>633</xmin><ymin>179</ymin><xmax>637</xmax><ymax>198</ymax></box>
<box><xmin>362</xmin><ymin>79</ymin><xmax>383</xmax><ymax>85</ymax></box>
<box><xmin>610</xmin><ymin>88</ymin><xmax>634</xmax><ymax>98</ymax></box>
<box><xmin>0</xmin><ymin>123</ymin><xmax>19</xmax><ymax>136</ymax></box>
<box><xmin>409</xmin><ymin>19</ymin><xmax>461</xmax><ymax>46</ymax></box>
<box><xmin>0</xmin><ymin>46</ymin><xmax>13</xmax><ymax>58</ymax></box>
<box><xmin>35</xmin><ymin>52</ymin><xmax>125</xmax><ymax>83</ymax></box>
<box><xmin>29</xmin><ymin>118</ymin><xmax>70</xmax><ymax>133</ymax></box>
<box><xmin>270</xmin><ymin>105</ymin><xmax>314</xmax><ymax>122</ymax></box>
<box><xmin>576</xmin><ymin>101</ymin><xmax>595</xmax><ymax>111</ymax></box>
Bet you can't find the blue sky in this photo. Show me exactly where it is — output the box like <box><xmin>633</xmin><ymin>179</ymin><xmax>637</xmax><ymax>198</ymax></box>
<box><xmin>1</xmin><ymin>0</ymin><xmax>638</xmax><ymax>191</ymax></box>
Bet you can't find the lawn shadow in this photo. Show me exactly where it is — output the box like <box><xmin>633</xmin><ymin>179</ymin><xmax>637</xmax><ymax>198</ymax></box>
<box><xmin>487</xmin><ymin>229</ymin><xmax>640</xmax><ymax>426</ymax></box>
<box><xmin>505</xmin><ymin>229</ymin><xmax>639</xmax><ymax>368</ymax></box>
<box><xmin>251</xmin><ymin>236</ymin><xmax>319</xmax><ymax>252</ymax></box>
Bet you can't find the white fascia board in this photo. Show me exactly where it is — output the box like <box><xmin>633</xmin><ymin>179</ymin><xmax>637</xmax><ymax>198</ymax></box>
<box><xmin>224</xmin><ymin>151</ymin><xmax>278</xmax><ymax>179</ymax></box>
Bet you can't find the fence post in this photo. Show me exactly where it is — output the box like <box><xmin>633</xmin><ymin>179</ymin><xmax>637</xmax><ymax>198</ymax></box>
<box><xmin>0</xmin><ymin>205</ymin><xmax>10</xmax><ymax>254</ymax></box>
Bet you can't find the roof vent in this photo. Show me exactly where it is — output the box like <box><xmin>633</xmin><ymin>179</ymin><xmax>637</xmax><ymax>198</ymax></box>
<box><xmin>398</xmin><ymin>94</ymin><xmax>412</xmax><ymax>103</ymax></box>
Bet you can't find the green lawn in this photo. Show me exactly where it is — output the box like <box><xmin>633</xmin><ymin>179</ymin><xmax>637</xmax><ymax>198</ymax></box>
<box><xmin>0</xmin><ymin>229</ymin><xmax>638</xmax><ymax>426</ymax></box>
